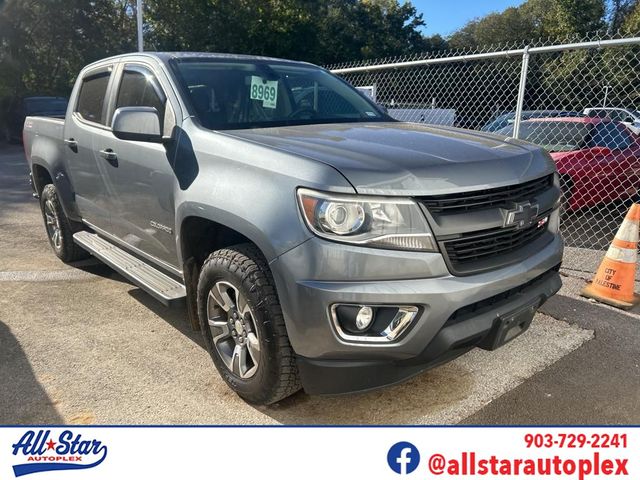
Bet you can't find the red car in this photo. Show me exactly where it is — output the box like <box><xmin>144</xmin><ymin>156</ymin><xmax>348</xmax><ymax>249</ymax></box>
<box><xmin>499</xmin><ymin>117</ymin><xmax>640</xmax><ymax>210</ymax></box>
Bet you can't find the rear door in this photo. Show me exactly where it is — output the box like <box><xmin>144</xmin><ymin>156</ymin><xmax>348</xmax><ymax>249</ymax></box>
<box><xmin>589</xmin><ymin>121</ymin><xmax>640</xmax><ymax>203</ymax></box>
<box><xmin>63</xmin><ymin>65</ymin><xmax>116</xmax><ymax>231</ymax></box>
<box><xmin>94</xmin><ymin>62</ymin><xmax>180</xmax><ymax>269</ymax></box>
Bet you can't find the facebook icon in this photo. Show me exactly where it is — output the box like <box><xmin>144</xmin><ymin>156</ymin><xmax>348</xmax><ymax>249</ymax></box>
<box><xmin>387</xmin><ymin>441</ymin><xmax>420</xmax><ymax>475</ymax></box>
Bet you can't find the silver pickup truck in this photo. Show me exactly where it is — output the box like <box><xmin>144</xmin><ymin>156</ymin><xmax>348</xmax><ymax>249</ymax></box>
<box><xmin>23</xmin><ymin>52</ymin><xmax>563</xmax><ymax>405</ymax></box>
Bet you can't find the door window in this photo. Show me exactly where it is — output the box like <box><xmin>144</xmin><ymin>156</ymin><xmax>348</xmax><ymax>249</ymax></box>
<box><xmin>115</xmin><ymin>66</ymin><xmax>166</xmax><ymax>121</ymax></box>
<box><xmin>589</xmin><ymin>122</ymin><xmax>633</xmax><ymax>150</ymax></box>
<box><xmin>76</xmin><ymin>71</ymin><xmax>111</xmax><ymax>124</ymax></box>
<box><xmin>605</xmin><ymin>110</ymin><xmax>628</xmax><ymax>122</ymax></box>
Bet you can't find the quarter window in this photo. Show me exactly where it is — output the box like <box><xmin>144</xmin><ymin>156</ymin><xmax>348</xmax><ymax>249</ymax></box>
<box><xmin>115</xmin><ymin>67</ymin><xmax>165</xmax><ymax>121</ymax></box>
<box><xmin>76</xmin><ymin>71</ymin><xmax>111</xmax><ymax>124</ymax></box>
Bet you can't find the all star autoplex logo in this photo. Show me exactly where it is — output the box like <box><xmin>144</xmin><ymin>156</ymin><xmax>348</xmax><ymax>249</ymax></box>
<box><xmin>11</xmin><ymin>429</ymin><xmax>107</xmax><ymax>477</ymax></box>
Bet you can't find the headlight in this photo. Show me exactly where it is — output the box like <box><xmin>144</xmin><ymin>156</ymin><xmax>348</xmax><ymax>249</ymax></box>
<box><xmin>297</xmin><ymin>188</ymin><xmax>437</xmax><ymax>251</ymax></box>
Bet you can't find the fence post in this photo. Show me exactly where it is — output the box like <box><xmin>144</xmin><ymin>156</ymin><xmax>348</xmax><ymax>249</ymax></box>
<box><xmin>513</xmin><ymin>46</ymin><xmax>530</xmax><ymax>139</ymax></box>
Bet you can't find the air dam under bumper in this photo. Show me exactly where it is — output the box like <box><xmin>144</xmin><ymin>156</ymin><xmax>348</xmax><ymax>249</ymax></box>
<box><xmin>296</xmin><ymin>266</ymin><xmax>561</xmax><ymax>395</ymax></box>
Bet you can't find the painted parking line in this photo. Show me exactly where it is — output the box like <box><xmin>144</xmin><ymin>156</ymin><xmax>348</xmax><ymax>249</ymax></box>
<box><xmin>0</xmin><ymin>268</ymin><xmax>97</xmax><ymax>282</ymax></box>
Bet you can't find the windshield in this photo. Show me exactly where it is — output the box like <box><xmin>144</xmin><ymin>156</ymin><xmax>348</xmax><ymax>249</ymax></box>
<box><xmin>497</xmin><ymin>121</ymin><xmax>592</xmax><ymax>152</ymax></box>
<box><xmin>171</xmin><ymin>59</ymin><xmax>388</xmax><ymax>130</ymax></box>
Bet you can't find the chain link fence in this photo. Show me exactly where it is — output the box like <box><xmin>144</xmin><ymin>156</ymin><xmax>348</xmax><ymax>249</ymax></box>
<box><xmin>328</xmin><ymin>33</ymin><xmax>640</xmax><ymax>276</ymax></box>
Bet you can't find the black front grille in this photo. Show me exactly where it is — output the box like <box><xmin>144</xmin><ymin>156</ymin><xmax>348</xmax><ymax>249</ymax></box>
<box><xmin>420</xmin><ymin>174</ymin><xmax>553</xmax><ymax>214</ymax></box>
<box><xmin>444</xmin><ymin>220</ymin><xmax>548</xmax><ymax>266</ymax></box>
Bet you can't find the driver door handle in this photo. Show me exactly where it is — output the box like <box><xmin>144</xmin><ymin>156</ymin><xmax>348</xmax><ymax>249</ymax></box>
<box><xmin>99</xmin><ymin>148</ymin><xmax>118</xmax><ymax>164</ymax></box>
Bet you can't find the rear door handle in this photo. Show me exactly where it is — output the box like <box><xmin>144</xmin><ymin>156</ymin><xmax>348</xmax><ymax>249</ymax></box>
<box><xmin>99</xmin><ymin>148</ymin><xmax>118</xmax><ymax>164</ymax></box>
<box><xmin>64</xmin><ymin>138</ymin><xmax>77</xmax><ymax>152</ymax></box>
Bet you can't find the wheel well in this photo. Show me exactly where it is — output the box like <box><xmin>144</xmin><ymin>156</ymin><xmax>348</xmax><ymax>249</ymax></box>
<box><xmin>180</xmin><ymin>217</ymin><xmax>259</xmax><ymax>331</ymax></box>
<box><xmin>32</xmin><ymin>164</ymin><xmax>53</xmax><ymax>197</ymax></box>
<box><xmin>180</xmin><ymin>217</ymin><xmax>254</xmax><ymax>267</ymax></box>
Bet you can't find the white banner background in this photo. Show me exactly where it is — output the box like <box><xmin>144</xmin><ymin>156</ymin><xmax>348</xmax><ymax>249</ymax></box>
<box><xmin>0</xmin><ymin>427</ymin><xmax>636</xmax><ymax>479</ymax></box>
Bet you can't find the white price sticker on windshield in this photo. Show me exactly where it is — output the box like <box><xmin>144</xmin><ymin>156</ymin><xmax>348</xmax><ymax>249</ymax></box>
<box><xmin>250</xmin><ymin>76</ymin><xmax>278</xmax><ymax>109</ymax></box>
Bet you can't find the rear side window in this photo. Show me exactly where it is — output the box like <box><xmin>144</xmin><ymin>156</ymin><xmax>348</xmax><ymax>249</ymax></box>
<box><xmin>76</xmin><ymin>72</ymin><xmax>111</xmax><ymax>124</ymax></box>
<box><xmin>589</xmin><ymin>122</ymin><xmax>633</xmax><ymax>149</ymax></box>
<box><xmin>115</xmin><ymin>67</ymin><xmax>165</xmax><ymax>120</ymax></box>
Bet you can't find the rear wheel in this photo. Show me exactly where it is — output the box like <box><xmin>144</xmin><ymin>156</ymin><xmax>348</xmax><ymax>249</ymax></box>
<box><xmin>39</xmin><ymin>184</ymin><xmax>88</xmax><ymax>262</ymax></box>
<box><xmin>197</xmin><ymin>244</ymin><xmax>301</xmax><ymax>405</ymax></box>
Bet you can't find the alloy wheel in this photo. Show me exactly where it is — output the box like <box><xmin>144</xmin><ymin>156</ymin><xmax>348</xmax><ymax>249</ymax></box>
<box><xmin>206</xmin><ymin>280</ymin><xmax>261</xmax><ymax>379</ymax></box>
<box><xmin>44</xmin><ymin>199</ymin><xmax>62</xmax><ymax>249</ymax></box>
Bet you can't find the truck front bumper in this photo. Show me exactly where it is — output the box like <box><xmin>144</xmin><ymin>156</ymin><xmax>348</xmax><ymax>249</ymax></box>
<box><xmin>270</xmin><ymin>227</ymin><xmax>563</xmax><ymax>395</ymax></box>
<box><xmin>295</xmin><ymin>266</ymin><xmax>560</xmax><ymax>394</ymax></box>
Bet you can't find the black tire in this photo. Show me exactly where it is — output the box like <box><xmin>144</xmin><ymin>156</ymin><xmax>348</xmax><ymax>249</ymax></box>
<box><xmin>40</xmin><ymin>184</ymin><xmax>88</xmax><ymax>262</ymax></box>
<box><xmin>197</xmin><ymin>244</ymin><xmax>301</xmax><ymax>405</ymax></box>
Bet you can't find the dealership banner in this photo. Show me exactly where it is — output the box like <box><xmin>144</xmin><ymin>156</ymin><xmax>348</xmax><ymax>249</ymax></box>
<box><xmin>0</xmin><ymin>427</ymin><xmax>636</xmax><ymax>479</ymax></box>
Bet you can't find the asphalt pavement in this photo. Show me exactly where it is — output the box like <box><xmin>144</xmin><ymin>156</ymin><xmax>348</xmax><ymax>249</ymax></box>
<box><xmin>0</xmin><ymin>143</ymin><xmax>637</xmax><ymax>424</ymax></box>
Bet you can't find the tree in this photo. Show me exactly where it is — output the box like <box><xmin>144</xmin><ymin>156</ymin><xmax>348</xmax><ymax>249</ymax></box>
<box><xmin>621</xmin><ymin>0</ymin><xmax>640</xmax><ymax>33</ymax></box>
<box><xmin>449</xmin><ymin>7</ymin><xmax>538</xmax><ymax>49</ymax></box>
<box><xmin>449</xmin><ymin>0</ymin><xmax>607</xmax><ymax>50</ymax></box>
<box><xmin>0</xmin><ymin>0</ymin><xmax>136</xmax><ymax>97</ymax></box>
<box><xmin>523</xmin><ymin>0</ymin><xmax>606</xmax><ymax>39</ymax></box>
<box><xmin>144</xmin><ymin>0</ymin><xmax>431</xmax><ymax>65</ymax></box>
<box><xmin>609</xmin><ymin>0</ymin><xmax>636</xmax><ymax>33</ymax></box>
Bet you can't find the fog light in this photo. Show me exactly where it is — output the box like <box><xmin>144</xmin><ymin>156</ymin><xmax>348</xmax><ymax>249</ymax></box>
<box><xmin>355</xmin><ymin>306</ymin><xmax>374</xmax><ymax>330</ymax></box>
<box><xmin>331</xmin><ymin>304</ymin><xmax>419</xmax><ymax>342</ymax></box>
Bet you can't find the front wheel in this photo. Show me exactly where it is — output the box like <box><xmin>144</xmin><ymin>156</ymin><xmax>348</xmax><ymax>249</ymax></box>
<box><xmin>197</xmin><ymin>244</ymin><xmax>301</xmax><ymax>405</ymax></box>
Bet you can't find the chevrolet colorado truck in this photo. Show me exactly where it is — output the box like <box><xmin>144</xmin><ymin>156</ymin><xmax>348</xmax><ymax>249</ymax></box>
<box><xmin>23</xmin><ymin>52</ymin><xmax>563</xmax><ymax>405</ymax></box>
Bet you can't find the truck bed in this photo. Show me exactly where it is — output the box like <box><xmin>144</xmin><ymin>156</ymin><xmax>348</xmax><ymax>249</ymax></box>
<box><xmin>23</xmin><ymin>116</ymin><xmax>65</xmax><ymax>173</ymax></box>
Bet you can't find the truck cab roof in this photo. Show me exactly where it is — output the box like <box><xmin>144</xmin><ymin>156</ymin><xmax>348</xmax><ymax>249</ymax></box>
<box><xmin>83</xmin><ymin>51</ymin><xmax>312</xmax><ymax>71</ymax></box>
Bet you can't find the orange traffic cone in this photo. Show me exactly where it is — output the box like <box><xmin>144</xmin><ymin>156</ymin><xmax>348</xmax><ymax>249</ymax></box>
<box><xmin>580</xmin><ymin>203</ymin><xmax>640</xmax><ymax>310</ymax></box>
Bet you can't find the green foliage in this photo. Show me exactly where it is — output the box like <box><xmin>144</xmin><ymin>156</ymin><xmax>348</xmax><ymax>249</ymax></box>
<box><xmin>621</xmin><ymin>0</ymin><xmax>640</xmax><ymax>33</ymax></box>
<box><xmin>143</xmin><ymin>0</ymin><xmax>431</xmax><ymax>64</ymax></box>
<box><xmin>449</xmin><ymin>0</ymin><xmax>608</xmax><ymax>49</ymax></box>
<box><xmin>0</xmin><ymin>0</ymin><xmax>136</xmax><ymax>97</ymax></box>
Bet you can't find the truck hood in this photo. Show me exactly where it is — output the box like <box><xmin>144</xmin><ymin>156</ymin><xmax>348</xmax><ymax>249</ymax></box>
<box><xmin>224</xmin><ymin>122</ymin><xmax>554</xmax><ymax>195</ymax></box>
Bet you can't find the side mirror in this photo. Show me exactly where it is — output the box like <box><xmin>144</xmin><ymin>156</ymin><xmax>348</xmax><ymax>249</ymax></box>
<box><xmin>624</xmin><ymin>116</ymin><xmax>635</xmax><ymax>123</ymax></box>
<box><xmin>112</xmin><ymin>106</ymin><xmax>163</xmax><ymax>142</ymax></box>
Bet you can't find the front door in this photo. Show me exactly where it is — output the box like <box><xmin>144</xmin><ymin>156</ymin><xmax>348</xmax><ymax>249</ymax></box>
<box><xmin>95</xmin><ymin>63</ymin><xmax>180</xmax><ymax>268</ymax></box>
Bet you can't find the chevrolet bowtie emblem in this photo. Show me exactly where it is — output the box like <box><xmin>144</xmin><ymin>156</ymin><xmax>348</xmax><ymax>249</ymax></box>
<box><xmin>504</xmin><ymin>202</ymin><xmax>539</xmax><ymax>229</ymax></box>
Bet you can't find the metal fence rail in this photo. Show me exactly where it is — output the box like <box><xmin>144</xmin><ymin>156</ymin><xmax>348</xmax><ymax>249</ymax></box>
<box><xmin>329</xmin><ymin>34</ymin><xmax>640</xmax><ymax>275</ymax></box>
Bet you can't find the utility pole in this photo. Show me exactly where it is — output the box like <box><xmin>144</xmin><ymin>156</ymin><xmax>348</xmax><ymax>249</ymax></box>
<box><xmin>137</xmin><ymin>0</ymin><xmax>143</xmax><ymax>52</ymax></box>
